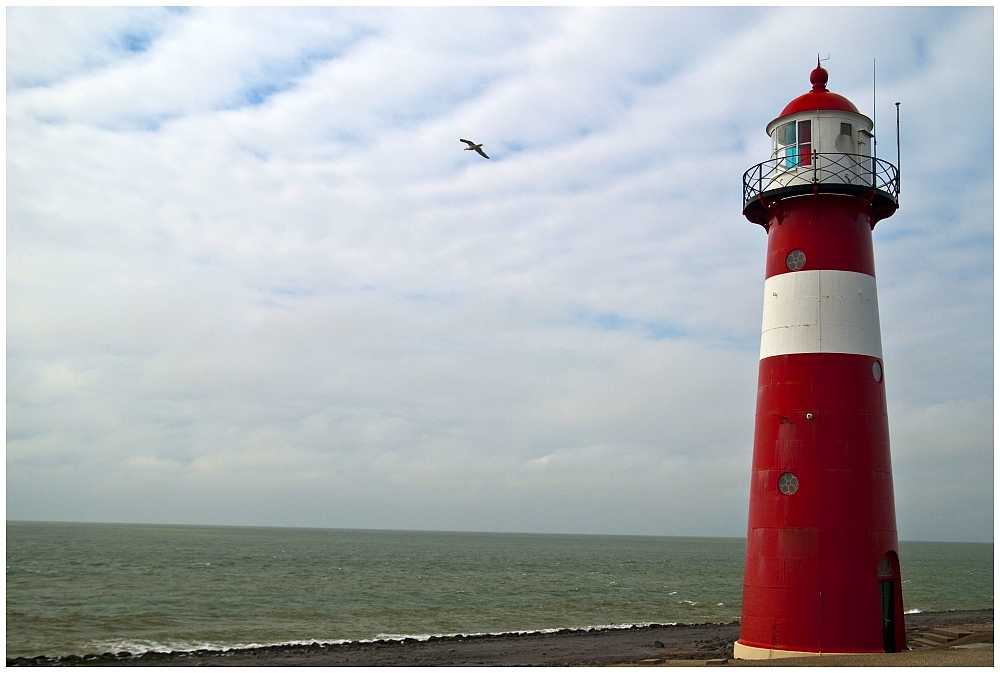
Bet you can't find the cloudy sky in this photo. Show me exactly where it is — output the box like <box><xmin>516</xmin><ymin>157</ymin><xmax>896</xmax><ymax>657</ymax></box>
<box><xmin>7</xmin><ymin>7</ymin><xmax>993</xmax><ymax>542</ymax></box>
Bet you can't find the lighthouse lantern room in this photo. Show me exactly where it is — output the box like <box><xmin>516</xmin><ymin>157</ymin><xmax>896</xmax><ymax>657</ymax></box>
<box><xmin>735</xmin><ymin>61</ymin><xmax>903</xmax><ymax>660</ymax></box>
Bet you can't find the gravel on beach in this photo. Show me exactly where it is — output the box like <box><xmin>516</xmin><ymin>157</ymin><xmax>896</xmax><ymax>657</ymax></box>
<box><xmin>8</xmin><ymin>608</ymin><xmax>991</xmax><ymax>667</ymax></box>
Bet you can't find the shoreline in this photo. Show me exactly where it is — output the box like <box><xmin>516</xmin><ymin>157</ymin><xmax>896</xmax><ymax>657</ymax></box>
<box><xmin>7</xmin><ymin>608</ymin><xmax>992</xmax><ymax>667</ymax></box>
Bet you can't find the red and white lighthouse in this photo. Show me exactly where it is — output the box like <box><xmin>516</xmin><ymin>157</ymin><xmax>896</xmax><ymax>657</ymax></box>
<box><xmin>734</xmin><ymin>63</ymin><xmax>905</xmax><ymax>659</ymax></box>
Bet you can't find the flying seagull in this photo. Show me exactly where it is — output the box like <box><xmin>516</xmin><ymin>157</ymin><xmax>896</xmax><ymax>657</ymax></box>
<box><xmin>460</xmin><ymin>138</ymin><xmax>489</xmax><ymax>159</ymax></box>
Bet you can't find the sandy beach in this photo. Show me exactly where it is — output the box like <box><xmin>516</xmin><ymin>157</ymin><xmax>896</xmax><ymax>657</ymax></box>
<box><xmin>8</xmin><ymin>608</ymin><xmax>990</xmax><ymax>667</ymax></box>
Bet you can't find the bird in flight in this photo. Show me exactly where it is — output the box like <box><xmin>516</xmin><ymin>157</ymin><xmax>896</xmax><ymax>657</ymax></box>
<box><xmin>460</xmin><ymin>139</ymin><xmax>489</xmax><ymax>159</ymax></box>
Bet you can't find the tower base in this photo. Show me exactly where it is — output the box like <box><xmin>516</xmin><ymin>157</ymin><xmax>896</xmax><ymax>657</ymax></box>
<box><xmin>733</xmin><ymin>642</ymin><xmax>839</xmax><ymax>660</ymax></box>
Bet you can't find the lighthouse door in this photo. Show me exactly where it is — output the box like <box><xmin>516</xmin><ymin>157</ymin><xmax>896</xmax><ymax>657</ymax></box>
<box><xmin>879</xmin><ymin>580</ymin><xmax>896</xmax><ymax>652</ymax></box>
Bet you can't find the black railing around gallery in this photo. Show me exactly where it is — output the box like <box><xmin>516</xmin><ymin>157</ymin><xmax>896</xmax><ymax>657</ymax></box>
<box><xmin>743</xmin><ymin>153</ymin><xmax>900</xmax><ymax>209</ymax></box>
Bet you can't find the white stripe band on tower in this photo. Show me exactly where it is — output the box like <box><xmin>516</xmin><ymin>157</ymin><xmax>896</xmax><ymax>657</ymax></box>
<box><xmin>760</xmin><ymin>270</ymin><xmax>883</xmax><ymax>360</ymax></box>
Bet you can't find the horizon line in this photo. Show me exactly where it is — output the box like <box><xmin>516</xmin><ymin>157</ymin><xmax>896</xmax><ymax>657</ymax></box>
<box><xmin>6</xmin><ymin>519</ymin><xmax>993</xmax><ymax>545</ymax></box>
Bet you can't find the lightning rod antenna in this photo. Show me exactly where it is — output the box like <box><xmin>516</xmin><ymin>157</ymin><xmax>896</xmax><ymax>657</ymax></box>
<box><xmin>895</xmin><ymin>101</ymin><xmax>901</xmax><ymax>195</ymax></box>
<box><xmin>872</xmin><ymin>58</ymin><xmax>877</xmax><ymax>160</ymax></box>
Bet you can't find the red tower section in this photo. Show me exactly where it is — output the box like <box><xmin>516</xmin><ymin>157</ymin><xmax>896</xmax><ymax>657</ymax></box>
<box><xmin>735</xmin><ymin>64</ymin><xmax>905</xmax><ymax>659</ymax></box>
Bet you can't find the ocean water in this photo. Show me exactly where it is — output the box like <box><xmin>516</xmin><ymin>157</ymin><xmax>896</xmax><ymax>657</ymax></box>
<box><xmin>5</xmin><ymin>522</ymin><xmax>993</xmax><ymax>659</ymax></box>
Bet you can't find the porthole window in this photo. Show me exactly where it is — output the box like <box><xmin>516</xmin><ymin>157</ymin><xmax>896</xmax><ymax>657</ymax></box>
<box><xmin>873</xmin><ymin>361</ymin><xmax>883</xmax><ymax>382</ymax></box>
<box><xmin>778</xmin><ymin>472</ymin><xmax>799</xmax><ymax>495</ymax></box>
<box><xmin>785</xmin><ymin>249</ymin><xmax>806</xmax><ymax>271</ymax></box>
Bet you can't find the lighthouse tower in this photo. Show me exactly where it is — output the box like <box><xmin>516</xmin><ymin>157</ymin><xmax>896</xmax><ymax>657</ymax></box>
<box><xmin>734</xmin><ymin>63</ymin><xmax>905</xmax><ymax>659</ymax></box>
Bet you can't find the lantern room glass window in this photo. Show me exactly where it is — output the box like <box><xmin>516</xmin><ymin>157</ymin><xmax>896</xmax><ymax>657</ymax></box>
<box><xmin>775</xmin><ymin>120</ymin><xmax>812</xmax><ymax>168</ymax></box>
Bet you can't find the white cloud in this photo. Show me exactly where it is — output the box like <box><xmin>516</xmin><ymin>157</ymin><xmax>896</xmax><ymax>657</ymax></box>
<box><xmin>7</xmin><ymin>7</ymin><xmax>179</xmax><ymax>86</ymax></box>
<box><xmin>6</xmin><ymin>7</ymin><xmax>992</xmax><ymax>541</ymax></box>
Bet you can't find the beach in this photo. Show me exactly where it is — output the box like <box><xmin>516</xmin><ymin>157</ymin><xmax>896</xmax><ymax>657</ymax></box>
<box><xmin>8</xmin><ymin>608</ymin><xmax>990</xmax><ymax>667</ymax></box>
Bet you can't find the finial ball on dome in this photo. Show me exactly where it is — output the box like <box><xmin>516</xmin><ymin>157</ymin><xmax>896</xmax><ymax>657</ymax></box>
<box><xmin>810</xmin><ymin>65</ymin><xmax>829</xmax><ymax>91</ymax></box>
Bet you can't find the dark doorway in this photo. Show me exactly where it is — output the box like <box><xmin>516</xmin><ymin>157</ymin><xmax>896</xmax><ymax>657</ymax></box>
<box><xmin>879</xmin><ymin>580</ymin><xmax>896</xmax><ymax>652</ymax></box>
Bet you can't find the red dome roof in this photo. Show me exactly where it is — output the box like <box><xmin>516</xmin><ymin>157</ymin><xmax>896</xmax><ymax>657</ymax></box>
<box><xmin>779</xmin><ymin>65</ymin><xmax>859</xmax><ymax>116</ymax></box>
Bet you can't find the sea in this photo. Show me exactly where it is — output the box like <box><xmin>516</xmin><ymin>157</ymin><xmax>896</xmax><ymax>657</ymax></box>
<box><xmin>5</xmin><ymin>521</ymin><xmax>994</xmax><ymax>659</ymax></box>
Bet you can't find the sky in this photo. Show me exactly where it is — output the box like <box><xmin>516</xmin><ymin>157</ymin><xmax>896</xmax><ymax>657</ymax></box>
<box><xmin>6</xmin><ymin>7</ymin><xmax>993</xmax><ymax>542</ymax></box>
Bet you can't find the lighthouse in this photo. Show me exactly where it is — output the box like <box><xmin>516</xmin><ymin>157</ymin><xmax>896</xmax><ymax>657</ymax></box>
<box><xmin>734</xmin><ymin>62</ymin><xmax>905</xmax><ymax>659</ymax></box>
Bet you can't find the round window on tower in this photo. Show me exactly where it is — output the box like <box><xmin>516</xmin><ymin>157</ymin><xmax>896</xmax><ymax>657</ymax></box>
<box><xmin>873</xmin><ymin>360</ymin><xmax>883</xmax><ymax>382</ymax></box>
<box><xmin>777</xmin><ymin>472</ymin><xmax>799</xmax><ymax>495</ymax></box>
<box><xmin>785</xmin><ymin>249</ymin><xmax>806</xmax><ymax>271</ymax></box>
